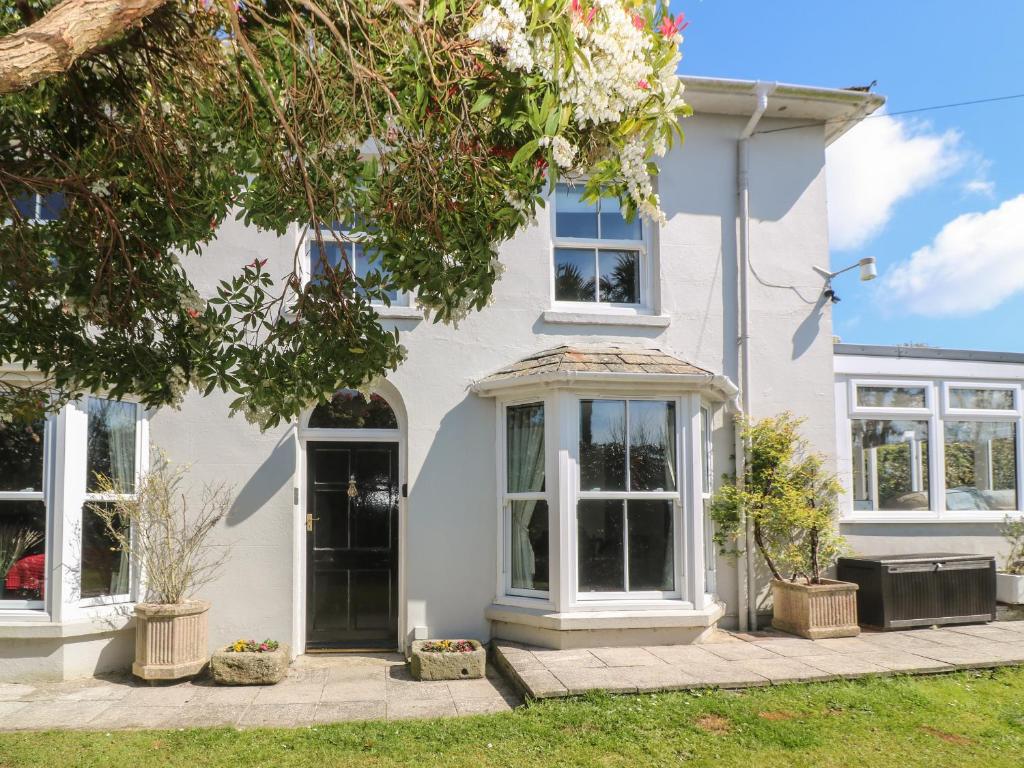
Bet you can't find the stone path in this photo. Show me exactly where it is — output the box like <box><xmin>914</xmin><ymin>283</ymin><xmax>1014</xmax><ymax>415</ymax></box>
<box><xmin>0</xmin><ymin>653</ymin><xmax>519</xmax><ymax>732</ymax></box>
<box><xmin>494</xmin><ymin>622</ymin><xmax>1024</xmax><ymax>699</ymax></box>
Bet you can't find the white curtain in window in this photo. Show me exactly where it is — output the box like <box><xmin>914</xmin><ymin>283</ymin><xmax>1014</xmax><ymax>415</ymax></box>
<box><xmin>508</xmin><ymin>406</ymin><xmax>545</xmax><ymax>590</ymax></box>
<box><xmin>106</xmin><ymin>403</ymin><xmax>136</xmax><ymax>492</ymax></box>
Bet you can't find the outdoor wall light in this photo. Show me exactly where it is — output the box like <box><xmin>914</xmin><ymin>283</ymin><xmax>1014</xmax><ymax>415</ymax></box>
<box><xmin>813</xmin><ymin>257</ymin><xmax>877</xmax><ymax>303</ymax></box>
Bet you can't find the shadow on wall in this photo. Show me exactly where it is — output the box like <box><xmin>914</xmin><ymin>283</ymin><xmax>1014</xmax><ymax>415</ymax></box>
<box><xmin>226</xmin><ymin>432</ymin><xmax>296</xmax><ymax>526</ymax></box>
<box><xmin>791</xmin><ymin>292</ymin><xmax>829</xmax><ymax>361</ymax></box>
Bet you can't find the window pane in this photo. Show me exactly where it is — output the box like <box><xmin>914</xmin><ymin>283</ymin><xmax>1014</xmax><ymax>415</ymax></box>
<box><xmin>554</xmin><ymin>248</ymin><xmax>596</xmax><ymax>302</ymax></box>
<box><xmin>0</xmin><ymin>500</ymin><xmax>45</xmax><ymax>602</ymax></box>
<box><xmin>87</xmin><ymin>399</ymin><xmax>137</xmax><ymax>493</ymax></box>
<box><xmin>507</xmin><ymin>403</ymin><xmax>545</xmax><ymax>493</ymax></box>
<box><xmin>554</xmin><ymin>183</ymin><xmax>598</xmax><ymax>238</ymax></box>
<box><xmin>598</xmin><ymin>250</ymin><xmax>640</xmax><ymax>304</ymax></box>
<box><xmin>308</xmin><ymin>390</ymin><xmax>398</xmax><ymax>429</ymax></box>
<box><xmin>13</xmin><ymin>193</ymin><xmax>36</xmax><ymax>219</ymax></box>
<box><xmin>627</xmin><ymin>500</ymin><xmax>674</xmax><ymax>591</ymax></box>
<box><xmin>81</xmin><ymin>503</ymin><xmax>130</xmax><ymax>598</ymax></box>
<box><xmin>949</xmin><ymin>388</ymin><xmax>1015</xmax><ymax>410</ymax></box>
<box><xmin>851</xmin><ymin>420</ymin><xmax>930</xmax><ymax>510</ymax></box>
<box><xmin>577</xmin><ymin>499</ymin><xmax>624</xmax><ymax>591</ymax></box>
<box><xmin>510</xmin><ymin>500</ymin><xmax>549</xmax><ymax>591</ymax></box>
<box><xmin>311</xmin><ymin>239</ymin><xmax>347</xmax><ymax>278</ymax></box>
<box><xmin>354</xmin><ymin>243</ymin><xmax>402</xmax><ymax>305</ymax></box>
<box><xmin>580</xmin><ymin>400</ymin><xmax>626</xmax><ymax>491</ymax></box>
<box><xmin>856</xmin><ymin>386</ymin><xmax>926</xmax><ymax>408</ymax></box>
<box><xmin>38</xmin><ymin>192</ymin><xmax>66</xmax><ymax>221</ymax></box>
<box><xmin>0</xmin><ymin>417</ymin><xmax>44</xmax><ymax>492</ymax></box>
<box><xmin>629</xmin><ymin>400</ymin><xmax>676</xmax><ymax>491</ymax></box>
<box><xmin>944</xmin><ymin>421</ymin><xmax>1018</xmax><ymax>511</ymax></box>
<box><xmin>598</xmin><ymin>194</ymin><xmax>642</xmax><ymax>241</ymax></box>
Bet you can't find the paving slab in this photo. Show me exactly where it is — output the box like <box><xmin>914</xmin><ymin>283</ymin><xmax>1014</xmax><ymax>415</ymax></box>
<box><xmin>643</xmin><ymin>645</ymin><xmax>726</xmax><ymax>666</ymax></box>
<box><xmin>314</xmin><ymin>701</ymin><xmax>387</xmax><ymax>724</ymax></box>
<box><xmin>589</xmin><ymin>647</ymin><xmax>665</xmax><ymax>668</ymax></box>
<box><xmin>734</xmin><ymin>657</ymin><xmax>836</xmax><ymax>684</ymax></box>
<box><xmin>386</xmin><ymin>699</ymin><xmax>457</xmax><ymax>721</ymax></box>
<box><xmin>90</xmin><ymin>705</ymin><xmax>182</xmax><ymax>730</ymax></box>
<box><xmin>240</xmin><ymin>703</ymin><xmax>318</xmax><ymax>728</ymax></box>
<box><xmin>551</xmin><ymin>667</ymin><xmax>639</xmax><ymax>695</ymax></box>
<box><xmin>799</xmin><ymin>654</ymin><xmax>891</xmax><ymax>678</ymax></box>
<box><xmin>850</xmin><ymin>650</ymin><xmax>954</xmax><ymax>674</ymax></box>
<box><xmin>702</xmin><ymin>641</ymin><xmax>779</xmax><ymax>661</ymax></box>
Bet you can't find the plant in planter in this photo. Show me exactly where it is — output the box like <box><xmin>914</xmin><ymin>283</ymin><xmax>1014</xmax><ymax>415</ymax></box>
<box><xmin>710</xmin><ymin>413</ymin><xmax>859</xmax><ymax>639</ymax></box>
<box><xmin>409</xmin><ymin>639</ymin><xmax>486</xmax><ymax>680</ymax></box>
<box><xmin>996</xmin><ymin>516</ymin><xmax>1024</xmax><ymax>605</ymax></box>
<box><xmin>211</xmin><ymin>638</ymin><xmax>290</xmax><ymax>685</ymax></box>
<box><xmin>89</xmin><ymin>452</ymin><xmax>230</xmax><ymax>681</ymax></box>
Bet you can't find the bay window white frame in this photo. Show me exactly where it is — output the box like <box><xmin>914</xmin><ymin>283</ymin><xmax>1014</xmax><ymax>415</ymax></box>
<box><xmin>837</xmin><ymin>374</ymin><xmax>1024</xmax><ymax>523</ymax></box>
<box><xmin>549</xmin><ymin>185</ymin><xmax>652</xmax><ymax>314</ymax></box>
<box><xmin>1</xmin><ymin>393</ymin><xmax>148</xmax><ymax>622</ymax></box>
<box><xmin>494</xmin><ymin>388</ymin><xmax>710</xmax><ymax>613</ymax></box>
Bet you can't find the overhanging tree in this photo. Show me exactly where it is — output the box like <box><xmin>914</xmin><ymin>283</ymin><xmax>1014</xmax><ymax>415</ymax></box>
<box><xmin>0</xmin><ymin>0</ymin><xmax>691</xmax><ymax>428</ymax></box>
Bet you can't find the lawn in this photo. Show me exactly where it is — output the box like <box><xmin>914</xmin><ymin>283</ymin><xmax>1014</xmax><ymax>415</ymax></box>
<box><xmin>3</xmin><ymin>668</ymin><xmax>1024</xmax><ymax>768</ymax></box>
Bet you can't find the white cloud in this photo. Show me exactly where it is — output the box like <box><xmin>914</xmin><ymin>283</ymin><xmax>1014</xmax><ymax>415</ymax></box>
<box><xmin>882</xmin><ymin>194</ymin><xmax>1024</xmax><ymax>316</ymax></box>
<box><xmin>963</xmin><ymin>178</ymin><xmax>995</xmax><ymax>197</ymax></box>
<box><xmin>826</xmin><ymin>113</ymin><xmax>964</xmax><ymax>251</ymax></box>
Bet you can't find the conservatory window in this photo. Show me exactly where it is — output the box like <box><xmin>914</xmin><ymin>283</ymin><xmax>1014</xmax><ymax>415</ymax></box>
<box><xmin>81</xmin><ymin>398</ymin><xmax>137</xmax><ymax>600</ymax></box>
<box><xmin>577</xmin><ymin>399</ymin><xmax>677</xmax><ymax>595</ymax></box>
<box><xmin>552</xmin><ymin>184</ymin><xmax>645</xmax><ymax>306</ymax></box>
<box><xmin>306</xmin><ymin>223</ymin><xmax>409</xmax><ymax>306</ymax></box>
<box><xmin>850</xmin><ymin>419</ymin><xmax>931</xmax><ymax>511</ymax></box>
<box><xmin>944</xmin><ymin>421</ymin><xmax>1018</xmax><ymax>512</ymax></box>
<box><xmin>0</xmin><ymin>416</ymin><xmax>47</xmax><ymax>608</ymax></box>
<box><xmin>504</xmin><ymin>403</ymin><xmax>548</xmax><ymax>596</ymax></box>
<box><xmin>856</xmin><ymin>385</ymin><xmax>927</xmax><ymax>409</ymax></box>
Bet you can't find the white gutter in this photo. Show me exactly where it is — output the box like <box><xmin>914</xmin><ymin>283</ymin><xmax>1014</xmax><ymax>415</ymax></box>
<box><xmin>736</xmin><ymin>81</ymin><xmax>776</xmax><ymax>632</ymax></box>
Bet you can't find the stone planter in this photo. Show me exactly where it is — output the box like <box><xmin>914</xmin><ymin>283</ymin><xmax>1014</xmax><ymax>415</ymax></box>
<box><xmin>771</xmin><ymin>579</ymin><xmax>860</xmax><ymax>639</ymax></box>
<box><xmin>997</xmin><ymin>572</ymin><xmax>1024</xmax><ymax>605</ymax></box>
<box><xmin>409</xmin><ymin>639</ymin><xmax>486</xmax><ymax>681</ymax></box>
<box><xmin>132</xmin><ymin>600</ymin><xmax>210</xmax><ymax>681</ymax></box>
<box><xmin>211</xmin><ymin>644</ymin><xmax>290</xmax><ymax>685</ymax></box>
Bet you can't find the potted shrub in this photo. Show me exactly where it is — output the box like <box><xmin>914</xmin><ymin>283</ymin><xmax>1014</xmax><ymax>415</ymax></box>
<box><xmin>710</xmin><ymin>413</ymin><xmax>859</xmax><ymax>639</ymax></box>
<box><xmin>997</xmin><ymin>516</ymin><xmax>1024</xmax><ymax>605</ymax></box>
<box><xmin>211</xmin><ymin>639</ymin><xmax>290</xmax><ymax>685</ymax></box>
<box><xmin>89</xmin><ymin>453</ymin><xmax>230</xmax><ymax>681</ymax></box>
<box><xmin>409</xmin><ymin>639</ymin><xmax>486</xmax><ymax>680</ymax></box>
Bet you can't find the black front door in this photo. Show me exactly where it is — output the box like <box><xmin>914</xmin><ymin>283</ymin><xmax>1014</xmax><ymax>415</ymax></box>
<box><xmin>306</xmin><ymin>442</ymin><xmax>399</xmax><ymax>650</ymax></box>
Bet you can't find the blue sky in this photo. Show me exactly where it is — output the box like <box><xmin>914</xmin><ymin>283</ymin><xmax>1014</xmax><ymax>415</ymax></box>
<box><xmin>679</xmin><ymin>1</ymin><xmax>1024</xmax><ymax>351</ymax></box>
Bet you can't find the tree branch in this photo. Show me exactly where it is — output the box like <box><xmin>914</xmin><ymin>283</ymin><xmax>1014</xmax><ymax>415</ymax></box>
<box><xmin>0</xmin><ymin>0</ymin><xmax>168</xmax><ymax>94</ymax></box>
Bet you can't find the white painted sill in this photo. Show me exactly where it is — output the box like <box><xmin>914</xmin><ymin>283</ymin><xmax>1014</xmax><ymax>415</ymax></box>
<box><xmin>0</xmin><ymin>612</ymin><xmax>133</xmax><ymax>640</ymax></box>
<box><xmin>486</xmin><ymin>601</ymin><xmax>724</xmax><ymax>631</ymax></box>
<box><xmin>841</xmin><ymin>513</ymin><xmax>1021</xmax><ymax>525</ymax></box>
<box><xmin>542</xmin><ymin>309</ymin><xmax>670</xmax><ymax>328</ymax></box>
<box><xmin>374</xmin><ymin>305</ymin><xmax>422</xmax><ymax>320</ymax></box>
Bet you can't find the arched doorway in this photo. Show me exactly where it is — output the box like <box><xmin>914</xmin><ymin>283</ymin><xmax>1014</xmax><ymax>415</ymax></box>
<box><xmin>300</xmin><ymin>389</ymin><xmax>403</xmax><ymax>651</ymax></box>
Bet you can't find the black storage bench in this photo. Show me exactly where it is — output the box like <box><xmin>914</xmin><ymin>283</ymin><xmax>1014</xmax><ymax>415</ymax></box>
<box><xmin>837</xmin><ymin>553</ymin><xmax>996</xmax><ymax>630</ymax></box>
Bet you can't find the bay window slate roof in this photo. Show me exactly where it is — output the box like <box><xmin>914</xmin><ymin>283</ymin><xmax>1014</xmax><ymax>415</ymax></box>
<box><xmin>478</xmin><ymin>345</ymin><xmax>712</xmax><ymax>384</ymax></box>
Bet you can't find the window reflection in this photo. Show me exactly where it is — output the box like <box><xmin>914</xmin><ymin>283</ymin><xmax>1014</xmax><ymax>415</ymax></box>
<box><xmin>944</xmin><ymin>421</ymin><xmax>1017</xmax><ymax>511</ymax></box>
<box><xmin>851</xmin><ymin>419</ymin><xmax>930</xmax><ymax>510</ymax></box>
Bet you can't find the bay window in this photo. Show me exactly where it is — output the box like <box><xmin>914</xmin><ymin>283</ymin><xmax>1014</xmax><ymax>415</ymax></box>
<box><xmin>0</xmin><ymin>393</ymin><xmax>145</xmax><ymax>616</ymax></box>
<box><xmin>577</xmin><ymin>399</ymin><xmax>677</xmax><ymax>596</ymax></box>
<box><xmin>504</xmin><ymin>402</ymin><xmax>549</xmax><ymax>595</ymax></box>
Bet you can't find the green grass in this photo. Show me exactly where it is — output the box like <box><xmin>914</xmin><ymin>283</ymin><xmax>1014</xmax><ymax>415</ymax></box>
<box><xmin>4</xmin><ymin>668</ymin><xmax>1024</xmax><ymax>767</ymax></box>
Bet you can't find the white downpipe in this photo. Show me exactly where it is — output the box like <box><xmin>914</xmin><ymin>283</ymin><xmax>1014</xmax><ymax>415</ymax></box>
<box><xmin>736</xmin><ymin>81</ymin><xmax>776</xmax><ymax>632</ymax></box>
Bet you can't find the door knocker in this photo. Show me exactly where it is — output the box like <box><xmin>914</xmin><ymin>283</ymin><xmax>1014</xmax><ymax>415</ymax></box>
<box><xmin>347</xmin><ymin>475</ymin><xmax>359</xmax><ymax>499</ymax></box>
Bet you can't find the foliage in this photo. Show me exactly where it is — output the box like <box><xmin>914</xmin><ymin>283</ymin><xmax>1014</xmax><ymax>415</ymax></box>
<box><xmin>1002</xmin><ymin>515</ymin><xmax>1024</xmax><ymax>575</ymax></box>
<box><xmin>87</xmin><ymin>451</ymin><xmax>230</xmax><ymax>604</ymax></box>
<box><xmin>710</xmin><ymin>413</ymin><xmax>845</xmax><ymax>585</ymax></box>
<box><xmin>420</xmin><ymin>639</ymin><xmax>477</xmax><ymax>653</ymax></box>
<box><xmin>227</xmin><ymin>638</ymin><xmax>280</xmax><ymax>653</ymax></box>
<box><xmin>4</xmin><ymin>669</ymin><xmax>1024</xmax><ymax>766</ymax></box>
<box><xmin>0</xmin><ymin>0</ymin><xmax>690</xmax><ymax>429</ymax></box>
<box><xmin>0</xmin><ymin>524</ymin><xmax>42</xmax><ymax>583</ymax></box>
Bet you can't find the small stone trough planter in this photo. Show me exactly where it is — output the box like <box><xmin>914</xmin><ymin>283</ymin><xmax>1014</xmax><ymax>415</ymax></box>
<box><xmin>210</xmin><ymin>640</ymin><xmax>290</xmax><ymax>685</ymax></box>
<box><xmin>409</xmin><ymin>639</ymin><xmax>486</xmax><ymax>681</ymax></box>
<box><xmin>772</xmin><ymin>578</ymin><xmax>860</xmax><ymax>639</ymax></box>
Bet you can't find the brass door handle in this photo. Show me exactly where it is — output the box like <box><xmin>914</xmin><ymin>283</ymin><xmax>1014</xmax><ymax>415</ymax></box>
<box><xmin>306</xmin><ymin>513</ymin><xmax>319</xmax><ymax>532</ymax></box>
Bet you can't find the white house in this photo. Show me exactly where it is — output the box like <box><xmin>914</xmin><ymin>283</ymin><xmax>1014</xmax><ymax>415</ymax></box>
<box><xmin>1</xmin><ymin>76</ymin><xmax>890</xmax><ymax>681</ymax></box>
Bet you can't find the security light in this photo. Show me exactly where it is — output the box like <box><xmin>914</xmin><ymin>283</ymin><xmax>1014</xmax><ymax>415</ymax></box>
<box><xmin>813</xmin><ymin>257</ymin><xmax>877</xmax><ymax>303</ymax></box>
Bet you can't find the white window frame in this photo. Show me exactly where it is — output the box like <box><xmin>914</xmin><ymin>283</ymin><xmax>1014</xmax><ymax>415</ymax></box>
<box><xmin>572</xmin><ymin>396</ymin><xmax>683</xmax><ymax>602</ymax></box>
<box><xmin>498</xmin><ymin>397</ymin><xmax>553</xmax><ymax>600</ymax></box>
<box><xmin>700</xmin><ymin>404</ymin><xmax>716</xmax><ymax>596</ymax></box>
<box><xmin>0</xmin><ymin>413</ymin><xmax>54</xmax><ymax>611</ymax></box>
<box><xmin>549</xmin><ymin>185</ymin><xmax>651</xmax><ymax>314</ymax></box>
<box><xmin>300</xmin><ymin>223</ymin><xmax>411</xmax><ymax>309</ymax></box>
<box><xmin>839</xmin><ymin>375</ymin><xmax>1024</xmax><ymax>523</ymax></box>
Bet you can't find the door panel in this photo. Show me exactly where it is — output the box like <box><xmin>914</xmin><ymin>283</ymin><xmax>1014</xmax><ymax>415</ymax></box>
<box><xmin>306</xmin><ymin>442</ymin><xmax>398</xmax><ymax>649</ymax></box>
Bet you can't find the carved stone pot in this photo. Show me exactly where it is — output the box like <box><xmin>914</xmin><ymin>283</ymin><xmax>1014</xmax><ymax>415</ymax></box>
<box><xmin>132</xmin><ymin>600</ymin><xmax>211</xmax><ymax>681</ymax></box>
<box><xmin>771</xmin><ymin>579</ymin><xmax>860</xmax><ymax>639</ymax></box>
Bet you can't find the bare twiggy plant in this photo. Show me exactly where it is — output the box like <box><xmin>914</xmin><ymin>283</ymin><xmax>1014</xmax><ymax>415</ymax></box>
<box><xmin>88</xmin><ymin>451</ymin><xmax>231</xmax><ymax>604</ymax></box>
